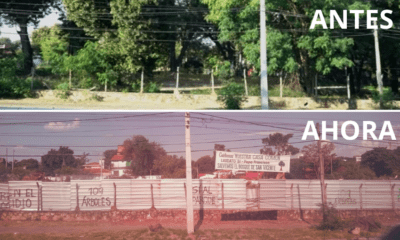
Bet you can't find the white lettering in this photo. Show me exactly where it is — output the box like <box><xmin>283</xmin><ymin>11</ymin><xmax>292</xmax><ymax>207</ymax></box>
<box><xmin>302</xmin><ymin>121</ymin><xmax>319</xmax><ymax>140</ymax></box>
<box><xmin>310</xmin><ymin>10</ymin><xmax>327</xmax><ymax>29</ymax></box>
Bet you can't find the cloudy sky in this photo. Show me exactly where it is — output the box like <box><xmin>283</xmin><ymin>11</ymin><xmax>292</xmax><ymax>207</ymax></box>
<box><xmin>0</xmin><ymin>111</ymin><xmax>399</xmax><ymax>164</ymax></box>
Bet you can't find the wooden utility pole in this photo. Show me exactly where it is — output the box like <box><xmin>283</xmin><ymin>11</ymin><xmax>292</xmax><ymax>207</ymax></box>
<box><xmin>185</xmin><ymin>112</ymin><xmax>194</xmax><ymax>234</ymax></box>
<box><xmin>316</xmin><ymin>123</ymin><xmax>327</xmax><ymax>219</ymax></box>
<box><xmin>373</xmin><ymin>20</ymin><xmax>383</xmax><ymax>108</ymax></box>
<box><xmin>260</xmin><ymin>0</ymin><xmax>268</xmax><ymax>109</ymax></box>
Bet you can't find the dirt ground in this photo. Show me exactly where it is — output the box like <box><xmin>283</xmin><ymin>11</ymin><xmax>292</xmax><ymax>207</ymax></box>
<box><xmin>0</xmin><ymin>219</ymin><xmax>312</xmax><ymax>234</ymax></box>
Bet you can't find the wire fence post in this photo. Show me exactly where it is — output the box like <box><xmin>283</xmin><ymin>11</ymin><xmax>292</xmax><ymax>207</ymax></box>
<box><xmin>347</xmin><ymin>74</ymin><xmax>351</xmax><ymax>99</ymax></box>
<box><xmin>36</xmin><ymin>182</ymin><xmax>41</xmax><ymax>212</ymax></box>
<box><xmin>140</xmin><ymin>67</ymin><xmax>144</xmax><ymax>94</ymax></box>
<box><xmin>75</xmin><ymin>183</ymin><xmax>80</xmax><ymax>211</ymax></box>
<box><xmin>243</xmin><ymin>69</ymin><xmax>248</xmax><ymax>96</ymax></box>
<box><xmin>257</xmin><ymin>183</ymin><xmax>260</xmax><ymax>210</ymax></box>
<box><xmin>184</xmin><ymin>182</ymin><xmax>187</xmax><ymax>199</ymax></box>
<box><xmin>151</xmin><ymin>184</ymin><xmax>155</xmax><ymax>209</ymax></box>
<box><xmin>221</xmin><ymin>183</ymin><xmax>224</xmax><ymax>210</ymax></box>
<box><xmin>391</xmin><ymin>184</ymin><xmax>395</xmax><ymax>211</ymax></box>
<box><xmin>315</xmin><ymin>74</ymin><xmax>318</xmax><ymax>97</ymax></box>
<box><xmin>113</xmin><ymin>182</ymin><xmax>117</xmax><ymax>210</ymax></box>
<box><xmin>174</xmin><ymin>67</ymin><xmax>180</xmax><ymax>95</ymax></box>
<box><xmin>211</xmin><ymin>69</ymin><xmax>215</xmax><ymax>94</ymax></box>
<box><xmin>359</xmin><ymin>184</ymin><xmax>363</xmax><ymax>210</ymax></box>
<box><xmin>290</xmin><ymin>183</ymin><xmax>294</xmax><ymax>210</ymax></box>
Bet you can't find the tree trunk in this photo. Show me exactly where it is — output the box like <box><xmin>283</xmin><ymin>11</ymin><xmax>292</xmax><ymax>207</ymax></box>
<box><xmin>17</xmin><ymin>23</ymin><xmax>33</xmax><ymax>75</ymax></box>
<box><xmin>169</xmin><ymin>41</ymin><xmax>176</xmax><ymax>72</ymax></box>
<box><xmin>390</xmin><ymin>55</ymin><xmax>399</xmax><ymax>93</ymax></box>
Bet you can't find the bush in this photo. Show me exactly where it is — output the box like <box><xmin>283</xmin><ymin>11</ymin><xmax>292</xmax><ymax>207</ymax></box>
<box><xmin>217</xmin><ymin>82</ymin><xmax>248</xmax><ymax>109</ymax></box>
<box><xmin>55</xmin><ymin>82</ymin><xmax>71</xmax><ymax>99</ymax></box>
<box><xmin>316</xmin><ymin>204</ymin><xmax>344</xmax><ymax>231</ymax></box>
<box><xmin>372</xmin><ymin>90</ymin><xmax>397</xmax><ymax>109</ymax></box>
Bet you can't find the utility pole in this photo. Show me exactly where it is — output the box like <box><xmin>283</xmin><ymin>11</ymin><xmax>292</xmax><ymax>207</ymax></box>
<box><xmin>185</xmin><ymin>112</ymin><xmax>194</xmax><ymax>234</ymax></box>
<box><xmin>316</xmin><ymin>123</ymin><xmax>327</xmax><ymax>220</ymax></box>
<box><xmin>373</xmin><ymin>20</ymin><xmax>383</xmax><ymax>108</ymax></box>
<box><xmin>260</xmin><ymin>0</ymin><xmax>268</xmax><ymax>109</ymax></box>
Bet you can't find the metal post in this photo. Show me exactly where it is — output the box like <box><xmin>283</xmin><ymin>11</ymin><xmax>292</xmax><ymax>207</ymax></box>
<box><xmin>36</xmin><ymin>182</ymin><xmax>40</xmax><ymax>212</ymax></box>
<box><xmin>140</xmin><ymin>67</ymin><xmax>144</xmax><ymax>94</ymax></box>
<box><xmin>243</xmin><ymin>69</ymin><xmax>248</xmax><ymax>96</ymax></box>
<box><xmin>347</xmin><ymin>74</ymin><xmax>351</xmax><ymax>99</ymax></box>
<box><xmin>151</xmin><ymin>184</ymin><xmax>155</xmax><ymax>209</ymax></box>
<box><xmin>221</xmin><ymin>183</ymin><xmax>225</xmax><ymax>210</ymax></box>
<box><xmin>315</xmin><ymin>74</ymin><xmax>318</xmax><ymax>97</ymax></box>
<box><xmin>260</xmin><ymin>0</ymin><xmax>268</xmax><ymax>109</ymax></box>
<box><xmin>391</xmin><ymin>184</ymin><xmax>395</xmax><ymax>211</ymax></box>
<box><xmin>359</xmin><ymin>184</ymin><xmax>363</xmax><ymax>210</ymax></box>
<box><xmin>113</xmin><ymin>182</ymin><xmax>117</xmax><ymax>209</ymax></box>
<box><xmin>185</xmin><ymin>112</ymin><xmax>194</xmax><ymax>234</ymax></box>
<box><xmin>290</xmin><ymin>184</ymin><xmax>294</xmax><ymax>210</ymax></box>
<box><xmin>257</xmin><ymin>183</ymin><xmax>261</xmax><ymax>210</ymax></box>
<box><xmin>175</xmin><ymin>67</ymin><xmax>180</xmax><ymax>95</ymax></box>
<box><xmin>279</xmin><ymin>72</ymin><xmax>283</xmax><ymax>98</ymax></box>
<box><xmin>75</xmin><ymin>183</ymin><xmax>80</xmax><ymax>211</ymax></box>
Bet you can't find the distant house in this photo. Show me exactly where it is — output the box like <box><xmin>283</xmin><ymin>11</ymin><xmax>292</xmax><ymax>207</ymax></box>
<box><xmin>110</xmin><ymin>145</ymin><xmax>132</xmax><ymax>177</ymax></box>
<box><xmin>83</xmin><ymin>161</ymin><xmax>111</xmax><ymax>177</ymax></box>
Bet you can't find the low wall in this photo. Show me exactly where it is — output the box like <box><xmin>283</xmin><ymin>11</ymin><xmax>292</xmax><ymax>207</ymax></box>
<box><xmin>1</xmin><ymin>209</ymin><xmax>399</xmax><ymax>223</ymax></box>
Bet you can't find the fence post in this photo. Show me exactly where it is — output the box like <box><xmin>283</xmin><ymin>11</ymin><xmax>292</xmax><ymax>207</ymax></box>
<box><xmin>279</xmin><ymin>71</ymin><xmax>283</xmax><ymax>98</ymax></box>
<box><xmin>174</xmin><ymin>67</ymin><xmax>180</xmax><ymax>95</ymax></box>
<box><xmin>221</xmin><ymin>183</ymin><xmax>224</xmax><ymax>210</ymax></box>
<box><xmin>151</xmin><ymin>184</ymin><xmax>155</xmax><ymax>209</ymax></box>
<box><xmin>315</xmin><ymin>74</ymin><xmax>318</xmax><ymax>97</ymax></box>
<box><xmin>297</xmin><ymin>184</ymin><xmax>301</xmax><ymax>210</ymax></box>
<box><xmin>36</xmin><ymin>182</ymin><xmax>41</xmax><ymax>212</ymax></box>
<box><xmin>243</xmin><ymin>69</ymin><xmax>248</xmax><ymax>96</ymax></box>
<box><xmin>75</xmin><ymin>183</ymin><xmax>80</xmax><ymax>211</ymax></box>
<box><xmin>140</xmin><ymin>67</ymin><xmax>144</xmax><ymax>94</ymax></box>
<box><xmin>113</xmin><ymin>182</ymin><xmax>117</xmax><ymax>210</ymax></box>
<box><xmin>391</xmin><ymin>184</ymin><xmax>395</xmax><ymax>211</ymax></box>
<box><xmin>290</xmin><ymin>184</ymin><xmax>294</xmax><ymax>210</ymax></box>
<box><xmin>359</xmin><ymin>184</ymin><xmax>363</xmax><ymax>210</ymax></box>
<box><xmin>347</xmin><ymin>74</ymin><xmax>351</xmax><ymax>99</ymax></box>
<box><xmin>257</xmin><ymin>183</ymin><xmax>260</xmax><ymax>210</ymax></box>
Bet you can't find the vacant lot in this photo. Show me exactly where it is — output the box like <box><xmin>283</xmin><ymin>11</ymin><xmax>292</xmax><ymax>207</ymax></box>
<box><xmin>0</xmin><ymin>219</ymin><xmax>395</xmax><ymax>240</ymax></box>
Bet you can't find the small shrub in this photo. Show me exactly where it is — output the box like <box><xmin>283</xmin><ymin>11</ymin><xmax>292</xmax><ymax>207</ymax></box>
<box><xmin>316</xmin><ymin>204</ymin><xmax>344</xmax><ymax>231</ymax></box>
<box><xmin>56</xmin><ymin>82</ymin><xmax>71</xmax><ymax>99</ymax></box>
<box><xmin>145</xmin><ymin>82</ymin><xmax>161</xmax><ymax>93</ymax></box>
<box><xmin>372</xmin><ymin>90</ymin><xmax>397</xmax><ymax>109</ymax></box>
<box><xmin>217</xmin><ymin>82</ymin><xmax>248</xmax><ymax>109</ymax></box>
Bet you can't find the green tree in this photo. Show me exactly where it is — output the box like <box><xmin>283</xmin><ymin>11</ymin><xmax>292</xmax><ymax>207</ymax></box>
<box><xmin>41</xmin><ymin>146</ymin><xmax>79</xmax><ymax>176</ymax></box>
<box><xmin>301</xmin><ymin>141</ymin><xmax>336</xmax><ymax>179</ymax></box>
<box><xmin>14</xmin><ymin>158</ymin><xmax>39</xmax><ymax>170</ymax></box>
<box><xmin>0</xmin><ymin>0</ymin><xmax>60</xmax><ymax>74</ymax></box>
<box><xmin>361</xmin><ymin>147</ymin><xmax>400</xmax><ymax>177</ymax></box>
<box><xmin>260</xmin><ymin>133</ymin><xmax>299</xmax><ymax>155</ymax></box>
<box><xmin>152</xmin><ymin>155</ymin><xmax>186</xmax><ymax>178</ymax></box>
<box><xmin>103</xmin><ymin>149</ymin><xmax>118</xmax><ymax>170</ymax></box>
<box><xmin>195</xmin><ymin>155</ymin><xmax>215</xmax><ymax>174</ymax></box>
<box><xmin>122</xmin><ymin>135</ymin><xmax>166</xmax><ymax>176</ymax></box>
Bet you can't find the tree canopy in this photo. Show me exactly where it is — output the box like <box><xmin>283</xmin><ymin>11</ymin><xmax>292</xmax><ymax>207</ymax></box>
<box><xmin>41</xmin><ymin>146</ymin><xmax>85</xmax><ymax>176</ymax></box>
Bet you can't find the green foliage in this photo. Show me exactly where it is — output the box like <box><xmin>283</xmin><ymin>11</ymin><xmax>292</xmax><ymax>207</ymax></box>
<box><xmin>152</xmin><ymin>155</ymin><xmax>186</xmax><ymax>178</ymax></box>
<box><xmin>361</xmin><ymin>147</ymin><xmax>400</xmax><ymax>177</ymax></box>
<box><xmin>11</xmin><ymin>167</ymin><xmax>32</xmax><ymax>180</ymax></box>
<box><xmin>0</xmin><ymin>56</ymin><xmax>33</xmax><ymax>98</ymax></box>
<box><xmin>372</xmin><ymin>89</ymin><xmax>397</xmax><ymax>109</ymax></box>
<box><xmin>330</xmin><ymin>160</ymin><xmax>376</xmax><ymax>180</ymax></box>
<box><xmin>261</xmin><ymin>133</ymin><xmax>299</xmax><ymax>156</ymax></box>
<box><xmin>103</xmin><ymin>149</ymin><xmax>118</xmax><ymax>170</ymax></box>
<box><xmin>55</xmin><ymin>82</ymin><xmax>71</xmax><ymax>99</ymax></box>
<box><xmin>317</xmin><ymin>204</ymin><xmax>344</xmax><ymax>231</ymax></box>
<box><xmin>41</xmin><ymin>146</ymin><xmax>81</xmax><ymax>176</ymax></box>
<box><xmin>14</xmin><ymin>159</ymin><xmax>39</xmax><ymax>170</ymax></box>
<box><xmin>217</xmin><ymin>82</ymin><xmax>248</xmax><ymax>109</ymax></box>
<box><xmin>195</xmin><ymin>155</ymin><xmax>215</xmax><ymax>174</ymax></box>
<box><xmin>122</xmin><ymin>135</ymin><xmax>166</xmax><ymax>176</ymax></box>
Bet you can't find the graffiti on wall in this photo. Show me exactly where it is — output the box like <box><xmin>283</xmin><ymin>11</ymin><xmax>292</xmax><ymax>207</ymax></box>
<box><xmin>81</xmin><ymin>187</ymin><xmax>111</xmax><ymax>207</ymax></box>
<box><xmin>334</xmin><ymin>190</ymin><xmax>357</xmax><ymax>205</ymax></box>
<box><xmin>192</xmin><ymin>185</ymin><xmax>218</xmax><ymax>206</ymax></box>
<box><xmin>0</xmin><ymin>189</ymin><xmax>36</xmax><ymax>209</ymax></box>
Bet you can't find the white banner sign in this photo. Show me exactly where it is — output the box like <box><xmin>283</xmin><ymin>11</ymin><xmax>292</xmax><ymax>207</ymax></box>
<box><xmin>215</xmin><ymin>151</ymin><xmax>290</xmax><ymax>173</ymax></box>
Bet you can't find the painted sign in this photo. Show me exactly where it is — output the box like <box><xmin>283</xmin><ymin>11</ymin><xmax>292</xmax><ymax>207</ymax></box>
<box><xmin>215</xmin><ymin>151</ymin><xmax>290</xmax><ymax>173</ymax></box>
<box><xmin>192</xmin><ymin>183</ymin><xmax>220</xmax><ymax>207</ymax></box>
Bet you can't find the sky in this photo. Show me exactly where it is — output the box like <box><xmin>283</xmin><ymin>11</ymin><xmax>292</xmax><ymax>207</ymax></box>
<box><xmin>0</xmin><ymin>9</ymin><xmax>61</xmax><ymax>42</ymax></box>
<box><xmin>0</xmin><ymin>111</ymin><xmax>399</xmax><ymax>164</ymax></box>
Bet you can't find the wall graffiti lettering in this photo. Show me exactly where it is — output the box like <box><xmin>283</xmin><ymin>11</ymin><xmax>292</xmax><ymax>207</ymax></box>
<box><xmin>0</xmin><ymin>189</ymin><xmax>36</xmax><ymax>209</ymax></box>
<box><xmin>81</xmin><ymin>187</ymin><xmax>111</xmax><ymax>207</ymax></box>
<box><xmin>192</xmin><ymin>185</ymin><xmax>217</xmax><ymax>205</ymax></box>
<box><xmin>334</xmin><ymin>190</ymin><xmax>357</xmax><ymax>205</ymax></box>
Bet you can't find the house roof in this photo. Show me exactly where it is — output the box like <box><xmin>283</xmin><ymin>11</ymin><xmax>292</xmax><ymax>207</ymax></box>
<box><xmin>84</xmin><ymin>162</ymin><xmax>100</xmax><ymax>166</ymax></box>
<box><xmin>111</xmin><ymin>154</ymin><xmax>126</xmax><ymax>161</ymax></box>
